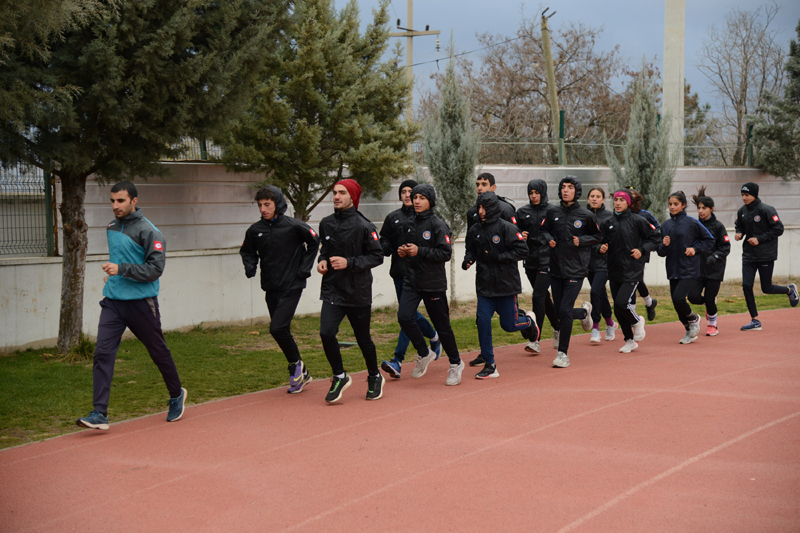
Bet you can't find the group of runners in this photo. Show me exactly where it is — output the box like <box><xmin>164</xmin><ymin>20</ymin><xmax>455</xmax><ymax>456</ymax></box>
<box><xmin>77</xmin><ymin>175</ymin><xmax>798</xmax><ymax>429</ymax></box>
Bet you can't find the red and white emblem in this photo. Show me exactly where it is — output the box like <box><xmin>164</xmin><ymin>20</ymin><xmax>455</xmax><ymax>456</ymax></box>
<box><xmin>650</xmin><ymin>224</ymin><xmax>656</xmax><ymax>230</ymax></box>
<box><xmin>309</xmin><ymin>228</ymin><xmax>317</xmax><ymax>237</ymax></box>
<box><xmin>773</xmin><ymin>215</ymin><xmax>779</xmax><ymax>222</ymax></box>
<box><xmin>724</xmin><ymin>235</ymin><xmax>730</xmax><ymax>242</ymax></box>
<box><xmin>371</xmin><ymin>231</ymin><xmax>378</xmax><ymax>241</ymax></box>
<box><xmin>445</xmin><ymin>235</ymin><xmax>451</xmax><ymax>244</ymax></box>
<box><xmin>516</xmin><ymin>232</ymin><xmax>524</xmax><ymax>240</ymax></box>
<box><xmin>154</xmin><ymin>241</ymin><xmax>163</xmax><ymax>251</ymax></box>
<box><xmin>511</xmin><ymin>216</ymin><xmax>517</xmax><ymax>224</ymax></box>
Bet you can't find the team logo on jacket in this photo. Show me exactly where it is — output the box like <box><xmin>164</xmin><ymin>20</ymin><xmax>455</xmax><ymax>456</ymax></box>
<box><xmin>309</xmin><ymin>228</ymin><xmax>317</xmax><ymax>237</ymax></box>
<box><xmin>650</xmin><ymin>224</ymin><xmax>656</xmax><ymax>230</ymax></box>
<box><xmin>445</xmin><ymin>235</ymin><xmax>451</xmax><ymax>244</ymax></box>
<box><xmin>371</xmin><ymin>231</ymin><xmax>379</xmax><ymax>241</ymax></box>
<box><xmin>574</xmin><ymin>220</ymin><xmax>583</xmax><ymax>228</ymax></box>
<box><xmin>154</xmin><ymin>241</ymin><xmax>163</xmax><ymax>251</ymax></box>
<box><xmin>724</xmin><ymin>235</ymin><xmax>730</xmax><ymax>242</ymax></box>
<box><xmin>423</xmin><ymin>231</ymin><xmax>431</xmax><ymax>240</ymax></box>
<box><xmin>773</xmin><ymin>215</ymin><xmax>779</xmax><ymax>222</ymax></box>
<box><xmin>511</xmin><ymin>216</ymin><xmax>517</xmax><ymax>224</ymax></box>
<box><xmin>754</xmin><ymin>215</ymin><xmax>761</xmax><ymax>222</ymax></box>
<box><xmin>516</xmin><ymin>232</ymin><xmax>524</xmax><ymax>240</ymax></box>
<box><xmin>107</xmin><ymin>222</ymin><xmax>114</xmax><ymax>228</ymax></box>
<box><xmin>492</xmin><ymin>235</ymin><xmax>500</xmax><ymax>243</ymax></box>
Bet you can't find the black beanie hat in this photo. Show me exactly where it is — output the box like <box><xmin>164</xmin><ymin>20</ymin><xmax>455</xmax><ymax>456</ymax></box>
<box><xmin>398</xmin><ymin>179</ymin><xmax>419</xmax><ymax>199</ymax></box>
<box><xmin>741</xmin><ymin>182</ymin><xmax>759</xmax><ymax>197</ymax></box>
<box><xmin>411</xmin><ymin>183</ymin><xmax>436</xmax><ymax>208</ymax></box>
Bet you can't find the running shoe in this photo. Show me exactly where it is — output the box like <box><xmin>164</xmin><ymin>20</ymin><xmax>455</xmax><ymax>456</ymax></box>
<box><xmin>633</xmin><ymin>316</ymin><xmax>646</xmax><ymax>342</ymax></box>
<box><xmin>705</xmin><ymin>325</ymin><xmax>719</xmax><ymax>337</ymax></box>
<box><xmin>76</xmin><ymin>410</ymin><xmax>109</xmax><ymax>431</ymax></box>
<box><xmin>688</xmin><ymin>315</ymin><xmax>701</xmax><ymax>338</ymax></box>
<box><xmin>446</xmin><ymin>360</ymin><xmax>465</xmax><ymax>386</ymax></box>
<box><xmin>475</xmin><ymin>364</ymin><xmax>499</xmax><ymax>379</ymax></box>
<box><xmin>619</xmin><ymin>340</ymin><xmax>638</xmax><ymax>353</ymax></box>
<box><xmin>605</xmin><ymin>323</ymin><xmax>618</xmax><ymax>341</ymax></box>
<box><xmin>679</xmin><ymin>332</ymin><xmax>697</xmax><ymax>344</ymax></box>
<box><xmin>788</xmin><ymin>283</ymin><xmax>799</xmax><ymax>307</ymax></box>
<box><xmin>740</xmin><ymin>319</ymin><xmax>762</xmax><ymax>331</ymax></box>
<box><xmin>380</xmin><ymin>358</ymin><xmax>402</xmax><ymax>379</ymax></box>
<box><xmin>288</xmin><ymin>361</ymin><xmax>312</xmax><ymax>393</ymax></box>
<box><xmin>167</xmin><ymin>388</ymin><xmax>187</xmax><ymax>422</ymax></box>
<box><xmin>580</xmin><ymin>301</ymin><xmax>593</xmax><ymax>332</ymax></box>
<box><xmin>646</xmin><ymin>298</ymin><xmax>658</xmax><ymax>321</ymax></box>
<box><xmin>468</xmin><ymin>354</ymin><xmax>485</xmax><ymax>367</ymax></box>
<box><xmin>552</xmin><ymin>330</ymin><xmax>560</xmax><ymax>350</ymax></box>
<box><xmin>366</xmin><ymin>374</ymin><xmax>385</xmax><ymax>400</ymax></box>
<box><xmin>411</xmin><ymin>348</ymin><xmax>438</xmax><ymax>378</ymax></box>
<box><xmin>525</xmin><ymin>340</ymin><xmax>540</xmax><ymax>354</ymax></box>
<box><xmin>590</xmin><ymin>329</ymin><xmax>601</xmax><ymax>344</ymax></box>
<box><xmin>553</xmin><ymin>351</ymin><xmax>570</xmax><ymax>368</ymax></box>
<box><xmin>430</xmin><ymin>336</ymin><xmax>442</xmax><ymax>359</ymax></box>
<box><xmin>325</xmin><ymin>374</ymin><xmax>352</xmax><ymax>403</ymax></box>
<box><xmin>523</xmin><ymin>311</ymin><xmax>539</xmax><ymax>341</ymax></box>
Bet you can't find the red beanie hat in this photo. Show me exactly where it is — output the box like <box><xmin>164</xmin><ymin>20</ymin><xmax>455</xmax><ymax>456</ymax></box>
<box><xmin>336</xmin><ymin>179</ymin><xmax>362</xmax><ymax>209</ymax></box>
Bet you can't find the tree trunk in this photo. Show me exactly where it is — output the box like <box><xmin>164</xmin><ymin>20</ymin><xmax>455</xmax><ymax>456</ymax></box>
<box><xmin>449</xmin><ymin>255</ymin><xmax>458</xmax><ymax>310</ymax></box>
<box><xmin>56</xmin><ymin>173</ymin><xmax>89</xmax><ymax>354</ymax></box>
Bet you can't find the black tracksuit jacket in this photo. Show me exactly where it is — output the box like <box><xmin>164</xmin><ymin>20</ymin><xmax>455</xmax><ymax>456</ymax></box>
<box><xmin>734</xmin><ymin>198</ymin><xmax>784</xmax><ymax>263</ymax></box>
<box><xmin>467</xmin><ymin>196</ymin><xmax>516</xmax><ymax>231</ymax></box>
<box><xmin>379</xmin><ymin>204</ymin><xmax>415</xmax><ymax>280</ymax></box>
<box><xmin>657</xmin><ymin>210</ymin><xmax>715</xmax><ymax>280</ymax></box>
<box><xmin>318</xmin><ymin>206</ymin><xmax>384</xmax><ymax>307</ymax></box>
<box><xmin>400</xmin><ymin>209</ymin><xmax>452</xmax><ymax>293</ymax></box>
<box><xmin>588</xmin><ymin>204</ymin><xmax>614</xmax><ymax>273</ymax></box>
<box><xmin>600</xmin><ymin>208</ymin><xmax>662</xmax><ymax>283</ymax></box>
<box><xmin>516</xmin><ymin>188</ymin><xmax>558</xmax><ymax>272</ymax></box>
<box><xmin>540</xmin><ymin>201</ymin><xmax>602</xmax><ymax>279</ymax></box>
<box><xmin>463</xmin><ymin>193</ymin><xmax>527</xmax><ymax>297</ymax></box>
<box><xmin>240</xmin><ymin>191</ymin><xmax>320</xmax><ymax>293</ymax></box>
<box><xmin>699</xmin><ymin>214</ymin><xmax>730</xmax><ymax>281</ymax></box>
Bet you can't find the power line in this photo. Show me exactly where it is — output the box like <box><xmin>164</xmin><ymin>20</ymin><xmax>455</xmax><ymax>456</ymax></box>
<box><xmin>405</xmin><ymin>36</ymin><xmax>525</xmax><ymax>68</ymax></box>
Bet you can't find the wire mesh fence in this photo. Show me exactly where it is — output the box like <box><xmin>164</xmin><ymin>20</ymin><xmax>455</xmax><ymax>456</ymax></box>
<box><xmin>0</xmin><ymin>164</ymin><xmax>50</xmax><ymax>256</ymax></box>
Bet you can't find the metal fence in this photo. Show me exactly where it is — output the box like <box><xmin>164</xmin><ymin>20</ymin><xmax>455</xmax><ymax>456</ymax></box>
<box><xmin>0</xmin><ymin>164</ymin><xmax>53</xmax><ymax>256</ymax></box>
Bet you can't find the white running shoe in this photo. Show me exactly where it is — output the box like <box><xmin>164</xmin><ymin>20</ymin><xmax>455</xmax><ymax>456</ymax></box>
<box><xmin>411</xmin><ymin>348</ymin><xmax>438</xmax><ymax>378</ymax></box>
<box><xmin>619</xmin><ymin>340</ymin><xmax>639</xmax><ymax>353</ymax></box>
<box><xmin>525</xmin><ymin>340</ymin><xmax>540</xmax><ymax>354</ymax></box>
<box><xmin>605</xmin><ymin>323</ymin><xmax>618</xmax><ymax>341</ymax></box>
<box><xmin>679</xmin><ymin>332</ymin><xmax>697</xmax><ymax>344</ymax></box>
<box><xmin>553</xmin><ymin>330</ymin><xmax>560</xmax><ymax>350</ymax></box>
<box><xmin>553</xmin><ymin>351</ymin><xmax>570</xmax><ymax>368</ymax></box>
<box><xmin>590</xmin><ymin>329</ymin><xmax>601</xmax><ymax>344</ymax></box>
<box><xmin>446</xmin><ymin>360</ymin><xmax>465</xmax><ymax>386</ymax></box>
<box><xmin>580</xmin><ymin>301</ymin><xmax>593</xmax><ymax>332</ymax></box>
<box><xmin>687</xmin><ymin>315</ymin><xmax>701</xmax><ymax>338</ymax></box>
<box><xmin>633</xmin><ymin>316</ymin><xmax>646</xmax><ymax>342</ymax></box>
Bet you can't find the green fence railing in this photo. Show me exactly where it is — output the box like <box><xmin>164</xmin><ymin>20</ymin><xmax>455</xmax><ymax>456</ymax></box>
<box><xmin>0</xmin><ymin>164</ymin><xmax>51</xmax><ymax>256</ymax></box>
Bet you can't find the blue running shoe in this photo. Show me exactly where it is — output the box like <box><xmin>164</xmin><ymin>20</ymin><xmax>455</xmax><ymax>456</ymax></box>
<box><xmin>381</xmin><ymin>359</ymin><xmax>402</xmax><ymax>379</ymax></box>
<box><xmin>788</xmin><ymin>283</ymin><xmax>799</xmax><ymax>307</ymax></box>
<box><xmin>430</xmin><ymin>336</ymin><xmax>442</xmax><ymax>360</ymax></box>
<box><xmin>167</xmin><ymin>388</ymin><xmax>187</xmax><ymax>422</ymax></box>
<box><xmin>740</xmin><ymin>319</ymin><xmax>762</xmax><ymax>331</ymax></box>
<box><xmin>288</xmin><ymin>361</ymin><xmax>312</xmax><ymax>393</ymax></box>
<box><xmin>77</xmin><ymin>410</ymin><xmax>109</xmax><ymax>430</ymax></box>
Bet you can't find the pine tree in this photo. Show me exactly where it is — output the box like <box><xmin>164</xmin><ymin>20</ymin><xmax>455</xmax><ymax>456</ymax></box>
<box><xmin>604</xmin><ymin>69</ymin><xmax>676</xmax><ymax>222</ymax></box>
<box><xmin>750</xmin><ymin>20</ymin><xmax>800</xmax><ymax>181</ymax></box>
<box><xmin>0</xmin><ymin>0</ymin><xmax>286</xmax><ymax>354</ymax></box>
<box><xmin>423</xmin><ymin>44</ymin><xmax>480</xmax><ymax>303</ymax></box>
<box><xmin>218</xmin><ymin>0</ymin><xmax>416</xmax><ymax>221</ymax></box>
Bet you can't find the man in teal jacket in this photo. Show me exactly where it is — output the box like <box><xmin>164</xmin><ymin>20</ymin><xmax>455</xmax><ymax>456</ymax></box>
<box><xmin>77</xmin><ymin>181</ymin><xmax>186</xmax><ymax>430</ymax></box>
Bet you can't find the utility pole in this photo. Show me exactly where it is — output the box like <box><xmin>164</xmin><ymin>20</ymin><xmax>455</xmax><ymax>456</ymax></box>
<box><xmin>541</xmin><ymin>8</ymin><xmax>564</xmax><ymax>165</ymax></box>
<box><xmin>663</xmin><ymin>0</ymin><xmax>685</xmax><ymax>166</ymax></box>
<box><xmin>389</xmin><ymin>0</ymin><xmax>440</xmax><ymax>124</ymax></box>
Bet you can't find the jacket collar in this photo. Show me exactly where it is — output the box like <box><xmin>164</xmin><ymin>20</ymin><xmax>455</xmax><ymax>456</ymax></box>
<box><xmin>118</xmin><ymin>207</ymin><xmax>144</xmax><ymax>224</ymax></box>
<box><xmin>669</xmin><ymin>209</ymin><xmax>687</xmax><ymax>221</ymax></box>
<box><xmin>334</xmin><ymin>206</ymin><xmax>356</xmax><ymax>219</ymax></box>
<box><xmin>415</xmin><ymin>209</ymin><xmax>433</xmax><ymax>220</ymax></box>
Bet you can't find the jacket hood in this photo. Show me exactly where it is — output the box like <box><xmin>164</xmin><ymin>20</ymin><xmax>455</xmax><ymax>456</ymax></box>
<box><xmin>558</xmin><ymin>176</ymin><xmax>582</xmax><ymax>202</ymax></box>
<box><xmin>411</xmin><ymin>183</ymin><xmax>436</xmax><ymax>209</ymax></box>
<box><xmin>527</xmin><ymin>179</ymin><xmax>549</xmax><ymax>205</ymax></box>
<box><xmin>264</xmin><ymin>185</ymin><xmax>288</xmax><ymax>216</ymax></box>
<box><xmin>477</xmin><ymin>191</ymin><xmax>501</xmax><ymax>222</ymax></box>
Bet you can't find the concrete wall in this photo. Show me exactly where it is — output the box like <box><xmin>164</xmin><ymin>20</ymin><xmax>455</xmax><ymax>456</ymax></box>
<box><xmin>3</xmin><ymin>164</ymin><xmax>799</xmax><ymax>352</ymax></box>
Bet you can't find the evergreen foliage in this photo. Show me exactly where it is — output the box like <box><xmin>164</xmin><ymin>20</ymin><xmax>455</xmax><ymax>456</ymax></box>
<box><xmin>422</xmin><ymin>45</ymin><xmax>480</xmax><ymax>301</ymax></box>
<box><xmin>750</xmin><ymin>20</ymin><xmax>800</xmax><ymax>181</ymax></box>
<box><xmin>604</xmin><ymin>69</ymin><xmax>675</xmax><ymax>222</ymax></box>
<box><xmin>0</xmin><ymin>0</ymin><xmax>286</xmax><ymax>353</ymax></box>
<box><xmin>218</xmin><ymin>0</ymin><xmax>416</xmax><ymax>221</ymax></box>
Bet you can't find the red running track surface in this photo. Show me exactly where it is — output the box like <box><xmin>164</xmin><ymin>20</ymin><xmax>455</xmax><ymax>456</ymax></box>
<box><xmin>2</xmin><ymin>309</ymin><xmax>799</xmax><ymax>532</ymax></box>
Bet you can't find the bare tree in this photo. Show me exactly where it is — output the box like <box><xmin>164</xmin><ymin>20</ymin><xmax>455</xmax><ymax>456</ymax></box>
<box><xmin>697</xmin><ymin>2</ymin><xmax>786</xmax><ymax>165</ymax></box>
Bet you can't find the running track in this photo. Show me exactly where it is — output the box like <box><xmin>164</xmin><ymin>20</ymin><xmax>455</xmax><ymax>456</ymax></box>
<box><xmin>2</xmin><ymin>309</ymin><xmax>798</xmax><ymax>532</ymax></box>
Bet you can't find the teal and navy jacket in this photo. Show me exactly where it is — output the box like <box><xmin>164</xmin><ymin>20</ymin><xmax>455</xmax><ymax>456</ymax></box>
<box><xmin>103</xmin><ymin>208</ymin><xmax>166</xmax><ymax>300</ymax></box>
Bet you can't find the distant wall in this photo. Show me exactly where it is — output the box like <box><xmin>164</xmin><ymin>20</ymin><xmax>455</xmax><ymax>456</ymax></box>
<box><xmin>3</xmin><ymin>164</ymin><xmax>798</xmax><ymax>352</ymax></box>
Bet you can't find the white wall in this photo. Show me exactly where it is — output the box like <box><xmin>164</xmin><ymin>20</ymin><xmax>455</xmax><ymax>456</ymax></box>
<box><xmin>2</xmin><ymin>232</ymin><xmax>798</xmax><ymax>353</ymax></box>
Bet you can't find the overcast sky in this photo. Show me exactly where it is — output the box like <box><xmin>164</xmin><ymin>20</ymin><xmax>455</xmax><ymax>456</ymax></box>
<box><xmin>334</xmin><ymin>0</ymin><xmax>800</xmax><ymax>118</ymax></box>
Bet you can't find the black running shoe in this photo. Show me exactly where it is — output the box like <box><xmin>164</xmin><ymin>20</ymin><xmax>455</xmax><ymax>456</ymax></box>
<box><xmin>646</xmin><ymin>299</ymin><xmax>658</xmax><ymax>321</ymax></box>
<box><xmin>468</xmin><ymin>354</ymin><xmax>485</xmax><ymax>367</ymax></box>
<box><xmin>475</xmin><ymin>364</ymin><xmax>499</xmax><ymax>379</ymax></box>
<box><xmin>325</xmin><ymin>374</ymin><xmax>352</xmax><ymax>403</ymax></box>
<box><xmin>366</xmin><ymin>374</ymin><xmax>385</xmax><ymax>400</ymax></box>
